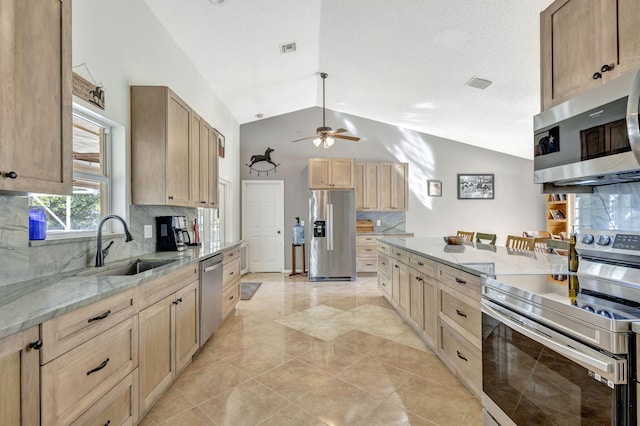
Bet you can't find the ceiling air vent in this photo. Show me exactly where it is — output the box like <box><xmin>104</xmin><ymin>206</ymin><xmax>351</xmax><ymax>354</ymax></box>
<box><xmin>280</xmin><ymin>42</ymin><xmax>297</xmax><ymax>54</ymax></box>
<box><xmin>466</xmin><ymin>76</ymin><xmax>493</xmax><ymax>90</ymax></box>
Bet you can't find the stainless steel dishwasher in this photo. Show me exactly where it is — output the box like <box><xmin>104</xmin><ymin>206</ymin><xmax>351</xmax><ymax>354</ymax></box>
<box><xmin>199</xmin><ymin>253</ymin><xmax>223</xmax><ymax>347</ymax></box>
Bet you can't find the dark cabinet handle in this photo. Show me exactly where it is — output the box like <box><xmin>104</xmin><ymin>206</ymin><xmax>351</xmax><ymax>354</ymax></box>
<box><xmin>394</xmin><ymin>265</ymin><xmax>399</xmax><ymax>269</ymax></box>
<box><xmin>3</xmin><ymin>171</ymin><xmax>17</xmax><ymax>179</ymax></box>
<box><xmin>593</xmin><ymin>72</ymin><xmax>602</xmax><ymax>80</ymax></box>
<box><xmin>28</xmin><ymin>340</ymin><xmax>43</xmax><ymax>350</ymax></box>
<box><xmin>601</xmin><ymin>64</ymin><xmax>614</xmax><ymax>73</ymax></box>
<box><xmin>456</xmin><ymin>309</ymin><xmax>467</xmax><ymax>318</ymax></box>
<box><xmin>381</xmin><ymin>282</ymin><xmax>386</xmax><ymax>286</ymax></box>
<box><xmin>88</xmin><ymin>310</ymin><xmax>111</xmax><ymax>323</ymax></box>
<box><xmin>455</xmin><ymin>278</ymin><xmax>466</xmax><ymax>285</ymax></box>
<box><xmin>417</xmin><ymin>262</ymin><xmax>424</xmax><ymax>266</ymax></box>
<box><xmin>87</xmin><ymin>358</ymin><xmax>110</xmax><ymax>375</ymax></box>
<box><xmin>104</xmin><ymin>421</ymin><xmax>111</xmax><ymax>426</ymax></box>
<box><xmin>229</xmin><ymin>295</ymin><xmax>234</xmax><ymax>300</ymax></box>
<box><xmin>168</xmin><ymin>196</ymin><xmax>174</xmax><ymax>200</ymax></box>
<box><xmin>456</xmin><ymin>351</ymin><xmax>468</xmax><ymax>362</ymax></box>
<box><xmin>173</xmin><ymin>297</ymin><xmax>183</xmax><ymax>305</ymax></box>
<box><xmin>229</xmin><ymin>271</ymin><xmax>234</xmax><ymax>276</ymax></box>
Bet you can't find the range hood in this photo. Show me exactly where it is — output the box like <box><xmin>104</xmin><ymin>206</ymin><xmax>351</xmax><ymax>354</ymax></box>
<box><xmin>533</xmin><ymin>68</ymin><xmax>640</xmax><ymax>193</ymax></box>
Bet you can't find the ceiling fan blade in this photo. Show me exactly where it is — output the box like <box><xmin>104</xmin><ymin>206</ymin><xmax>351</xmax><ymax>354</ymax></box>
<box><xmin>331</xmin><ymin>128</ymin><xmax>348</xmax><ymax>134</ymax></box>
<box><xmin>291</xmin><ymin>135</ymin><xmax>318</xmax><ymax>143</ymax></box>
<box><xmin>334</xmin><ymin>134</ymin><xmax>360</xmax><ymax>141</ymax></box>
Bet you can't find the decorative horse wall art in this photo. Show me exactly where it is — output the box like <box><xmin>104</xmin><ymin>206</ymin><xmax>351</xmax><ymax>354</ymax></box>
<box><xmin>245</xmin><ymin>147</ymin><xmax>280</xmax><ymax>176</ymax></box>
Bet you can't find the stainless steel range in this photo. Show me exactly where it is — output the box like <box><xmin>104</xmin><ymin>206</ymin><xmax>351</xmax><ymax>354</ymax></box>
<box><xmin>481</xmin><ymin>230</ymin><xmax>640</xmax><ymax>426</ymax></box>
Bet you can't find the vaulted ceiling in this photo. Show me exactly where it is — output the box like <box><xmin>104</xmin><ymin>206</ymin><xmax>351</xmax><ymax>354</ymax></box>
<box><xmin>144</xmin><ymin>0</ymin><xmax>555</xmax><ymax>159</ymax></box>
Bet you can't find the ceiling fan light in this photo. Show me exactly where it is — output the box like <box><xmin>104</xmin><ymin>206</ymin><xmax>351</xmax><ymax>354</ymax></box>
<box><xmin>312</xmin><ymin>137</ymin><xmax>321</xmax><ymax>147</ymax></box>
<box><xmin>325</xmin><ymin>136</ymin><xmax>335</xmax><ymax>147</ymax></box>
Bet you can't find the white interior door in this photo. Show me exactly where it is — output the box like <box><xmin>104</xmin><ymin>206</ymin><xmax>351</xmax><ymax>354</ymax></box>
<box><xmin>242</xmin><ymin>180</ymin><xmax>284</xmax><ymax>272</ymax></box>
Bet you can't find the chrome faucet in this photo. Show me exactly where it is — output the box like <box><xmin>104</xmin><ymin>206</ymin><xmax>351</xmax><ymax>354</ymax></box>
<box><xmin>95</xmin><ymin>215</ymin><xmax>134</xmax><ymax>267</ymax></box>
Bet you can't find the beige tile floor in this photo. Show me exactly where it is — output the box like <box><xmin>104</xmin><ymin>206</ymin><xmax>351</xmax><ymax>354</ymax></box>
<box><xmin>139</xmin><ymin>273</ymin><xmax>482</xmax><ymax>426</ymax></box>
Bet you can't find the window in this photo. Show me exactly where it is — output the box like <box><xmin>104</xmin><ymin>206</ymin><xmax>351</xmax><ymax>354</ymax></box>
<box><xmin>29</xmin><ymin>113</ymin><xmax>110</xmax><ymax>234</ymax></box>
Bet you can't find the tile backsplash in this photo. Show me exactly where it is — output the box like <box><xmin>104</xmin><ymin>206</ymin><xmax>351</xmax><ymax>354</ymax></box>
<box><xmin>574</xmin><ymin>182</ymin><xmax>640</xmax><ymax>232</ymax></box>
<box><xmin>0</xmin><ymin>195</ymin><xmax>198</xmax><ymax>286</ymax></box>
<box><xmin>355</xmin><ymin>211</ymin><xmax>406</xmax><ymax>233</ymax></box>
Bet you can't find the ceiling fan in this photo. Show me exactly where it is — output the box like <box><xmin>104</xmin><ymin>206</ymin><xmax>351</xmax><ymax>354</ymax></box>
<box><xmin>291</xmin><ymin>72</ymin><xmax>360</xmax><ymax>148</ymax></box>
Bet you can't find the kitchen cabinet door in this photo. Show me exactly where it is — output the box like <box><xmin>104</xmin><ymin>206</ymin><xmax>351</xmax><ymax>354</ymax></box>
<box><xmin>0</xmin><ymin>0</ymin><xmax>72</xmax><ymax>195</ymax></box>
<box><xmin>0</xmin><ymin>326</ymin><xmax>40</xmax><ymax>426</ymax></box>
<box><xmin>355</xmin><ymin>163</ymin><xmax>379</xmax><ymax>211</ymax></box>
<box><xmin>422</xmin><ymin>274</ymin><xmax>437</xmax><ymax>348</ymax></box>
<box><xmin>207</xmin><ymin>127</ymin><xmax>220</xmax><ymax>208</ymax></box>
<box><xmin>174</xmin><ymin>281</ymin><xmax>199</xmax><ymax>374</ymax></box>
<box><xmin>166</xmin><ymin>91</ymin><xmax>192</xmax><ymax>206</ymax></box>
<box><xmin>354</xmin><ymin>163</ymin><xmax>365</xmax><ymax>210</ymax></box>
<box><xmin>379</xmin><ymin>163</ymin><xmax>408</xmax><ymax>211</ymax></box>
<box><xmin>391</xmin><ymin>260</ymin><xmax>406</xmax><ymax>308</ymax></box>
<box><xmin>138</xmin><ymin>294</ymin><xmax>174</xmax><ymax>415</ymax></box>
<box><xmin>308</xmin><ymin>158</ymin><xmax>354</xmax><ymax>189</ymax></box>
<box><xmin>131</xmin><ymin>86</ymin><xmax>193</xmax><ymax>207</ymax></box>
<box><xmin>408</xmin><ymin>267</ymin><xmax>424</xmax><ymax>329</ymax></box>
<box><xmin>191</xmin><ymin>112</ymin><xmax>203</xmax><ymax>206</ymax></box>
<box><xmin>540</xmin><ymin>0</ymin><xmax>640</xmax><ymax>110</ymax></box>
<box><xmin>194</xmin><ymin>118</ymin><xmax>218</xmax><ymax>208</ymax></box>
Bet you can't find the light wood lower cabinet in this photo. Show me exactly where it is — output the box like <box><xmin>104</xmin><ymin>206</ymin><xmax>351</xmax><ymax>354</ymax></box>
<box><xmin>0</xmin><ymin>326</ymin><xmax>40</xmax><ymax>426</ymax></box>
<box><xmin>222</xmin><ymin>247</ymin><xmax>241</xmax><ymax>319</ymax></box>
<box><xmin>377</xmin><ymin>243</ymin><xmax>482</xmax><ymax>399</ymax></box>
<box><xmin>70</xmin><ymin>370</ymin><xmax>138</xmax><ymax>426</ymax></box>
<box><xmin>41</xmin><ymin>316</ymin><xmax>138</xmax><ymax>426</ymax></box>
<box><xmin>138</xmin><ymin>279</ymin><xmax>199</xmax><ymax>416</ymax></box>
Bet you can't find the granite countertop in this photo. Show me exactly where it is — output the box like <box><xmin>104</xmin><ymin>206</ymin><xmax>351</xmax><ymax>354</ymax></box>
<box><xmin>379</xmin><ymin>237</ymin><xmax>568</xmax><ymax>276</ymax></box>
<box><xmin>0</xmin><ymin>241</ymin><xmax>241</xmax><ymax>340</ymax></box>
<box><xmin>358</xmin><ymin>232</ymin><xmax>414</xmax><ymax>236</ymax></box>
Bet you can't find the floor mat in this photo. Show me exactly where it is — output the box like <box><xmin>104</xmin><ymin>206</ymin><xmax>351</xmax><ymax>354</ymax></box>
<box><xmin>240</xmin><ymin>282</ymin><xmax>262</xmax><ymax>300</ymax></box>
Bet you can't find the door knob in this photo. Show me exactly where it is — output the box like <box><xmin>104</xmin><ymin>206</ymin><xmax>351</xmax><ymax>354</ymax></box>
<box><xmin>277</xmin><ymin>230</ymin><xmax>281</xmax><ymax>234</ymax></box>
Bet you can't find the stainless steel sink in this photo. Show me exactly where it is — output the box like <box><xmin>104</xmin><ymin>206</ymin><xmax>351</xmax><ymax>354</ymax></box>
<box><xmin>87</xmin><ymin>258</ymin><xmax>179</xmax><ymax>277</ymax></box>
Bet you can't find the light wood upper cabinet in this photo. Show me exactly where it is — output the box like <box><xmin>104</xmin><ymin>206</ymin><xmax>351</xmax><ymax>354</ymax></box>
<box><xmin>131</xmin><ymin>86</ymin><xmax>192</xmax><ymax>206</ymax></box>
<box><xmin>540</xmin><ymin>0</ymin><xmax>640</xmax><ymax>110</ymax></box>
<box><xmin>0</xmin><ymin>0</ymin><xmax>72</xmax><ymax>195</ymax></box>
<box><xmin>193</xmin><ymin>116</ymin><xmax>219</xmax><ymax>207</ymax></box>
<box><xmin>0</xmin><ymin>326</ymin><xmax>40</xmax><ymax>426</ymax></box>
<box><xmin>379</xmin><ymin>163</ymin><xmax>408</xmax><ymax>211</ymax></box>
<box><xmin>308</xmin><ymin>158</ymin><xmax>355</xmax><ymax>189</ymax></box>
<box><xmin>354</xmin><ymin>163</ymin><xmax>380</xmax><ymax>211</ymax></box>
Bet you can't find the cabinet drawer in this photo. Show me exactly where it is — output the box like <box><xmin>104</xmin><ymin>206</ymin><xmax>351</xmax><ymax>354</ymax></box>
<box><xmin>41</xmin><ymin>316</ymin><xmax>138</xmax><ymax>426</ymax></box>
<box><xmin>357</xmin><ymin>258</ymin><xmax>378</xmax><ymax>272</ymax></box>
<box><xmin>357</xmin><ymin>235</ymin><xmax>378</xmax><ymax>244</ymax></box>
<box><xmin>377</xmin><ymin>254</ymin><xmax>392</xmax><ymax>277</ymax></box>
<box><xmin>222</xmin><ymin>283</ymin><xmax>240</xmax><ymax>317</ymax></box>
<box><xmin>136</xmin><ymin>264</ymin><xmax>199</xmax><ymax>310</ymax></box>
<box><xmin>408</xmin><ymin>254</ymin><xmax>436</xmax><ymax>278</ymax></box>
<box><xmin>70</xmin><ymin>369</ymin><xmax>138</xmax><ymax>426</ymax></box>
<box><xmin>439</xmin><ymin>320</ymin><xmax>481</xmax><ymax>398</ymax></box>
<box><xmin>378</xmin><ymin>272</ymin><xmax>391</xmax><ymax>297</ymax></box>
<box><xmin>223</xmin><ymin>258</ymin><xmax>241</xmax><ymax>291</ymax></box>
<box><xmin>390</xmin><ymin>246</ymin><xmax>408</xmax><ymax>263</ymax></box>
<box><xmin>356</xmin><ymin>243</ymin><xmax>377</xmax><ymax>257</ymax></box>
<box><xmin>437</xmin><ymin>263</ymin><xmax>481</xmax><ymax>297</ymax></box>
<box><xmin>377</xmin><ymin>242</ymin><xmax>390</xmax><ymax>256</ymax></box>
<box><xmin>224</xmin><ymin>247</ymin><xmax>241</xmax><ymax>263</ymax></box>
<box><xmin>41</xmin><ymin>289</ymin><xmax>135</xmax><ymax>364</ymax></box>
<box><xmin>439</xmin><ymin>285</ymin><xmax>481</xmax><ymax>342</ymax></box>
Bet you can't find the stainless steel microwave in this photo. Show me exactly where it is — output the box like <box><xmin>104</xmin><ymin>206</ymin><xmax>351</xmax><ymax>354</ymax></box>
<box><xmin>533</xmin><ymin>68</ymin><xmax>640</xmax><ymax>190</ymax></box>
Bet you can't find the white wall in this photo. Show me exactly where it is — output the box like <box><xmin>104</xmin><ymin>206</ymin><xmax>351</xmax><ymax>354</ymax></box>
<box><xmin>241</xmin><ymin>107</ymin><xmax>547</xmax><ymax>249</ymax></box>
<box><xmin>73</xmin><ymin>0</ymin><xmax>241</xmax><ymax>240</ymax></box>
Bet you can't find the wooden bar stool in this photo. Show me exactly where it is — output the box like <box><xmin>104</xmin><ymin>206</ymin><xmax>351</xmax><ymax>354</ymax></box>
<box><xmin>289</xmin><ymin>243</ymin><xmax>306</xmax><ymax>276</ymax></box>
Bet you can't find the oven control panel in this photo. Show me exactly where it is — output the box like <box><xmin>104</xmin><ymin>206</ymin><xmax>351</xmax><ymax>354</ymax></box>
<box><xmin>577</xmin><ymin>230</ymin><xmax>640</xmax><ymax>254</ymax></box>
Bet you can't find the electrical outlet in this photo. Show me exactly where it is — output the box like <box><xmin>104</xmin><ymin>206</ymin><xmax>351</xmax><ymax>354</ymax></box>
<box><xmin>144</xmin><ymin>225</ymin><xmax>153</xmax><ymax>239</ymax></box>
<box><xmin>376</xmin><ymin>220</ymin><xmax>381</xmax><ymax>226</ymax></box>
<box><xmin>301</xmin><ymin>220</ymin><xmax>304</xmax><ymax>226</ymax></box>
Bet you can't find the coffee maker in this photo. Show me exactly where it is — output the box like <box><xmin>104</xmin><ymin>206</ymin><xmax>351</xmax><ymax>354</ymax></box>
<box><xmin>156</xmin><ymin>216</ymin><xmax>190</xmax><ymax>251</ymax></box>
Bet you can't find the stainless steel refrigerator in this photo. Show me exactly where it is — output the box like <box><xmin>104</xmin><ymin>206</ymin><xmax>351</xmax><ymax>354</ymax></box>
<box><xmin>309</xmin><ymin>189</ymin><xmax>356</xmax><ymax>281</ymax></box>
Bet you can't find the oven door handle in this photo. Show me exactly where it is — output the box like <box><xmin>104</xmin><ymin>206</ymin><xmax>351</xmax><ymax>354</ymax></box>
<box><xmin>482</xmin><ymin>301</ymin><xmax>625</xmax><ymax>384</ymax></box>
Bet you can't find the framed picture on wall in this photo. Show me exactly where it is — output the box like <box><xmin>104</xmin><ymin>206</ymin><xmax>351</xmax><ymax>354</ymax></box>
<box><xmin>217</xmin><ymin>131</ymin><xmax>225</xmax><ymax>159</ymax></box>
<box><xmin>427</xmin><ymin>180</ymin><xmax>442</xmax><ymax>197</ymax></box>
<box><xmin>457</xmin><ymin>174</ymin><xmax>494</xmax><ymax>199</ymax></box>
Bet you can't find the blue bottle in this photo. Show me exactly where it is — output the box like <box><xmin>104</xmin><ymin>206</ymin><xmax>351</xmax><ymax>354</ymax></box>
<box><xmin>29</xmin><ymin>207</ymin><xmax>46</xmax><ymax>240</ymax></box>
<box><xmin>292</xmin><ymin>217</ymin><xmax>304</xmax><ymax>245</ymax></box>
